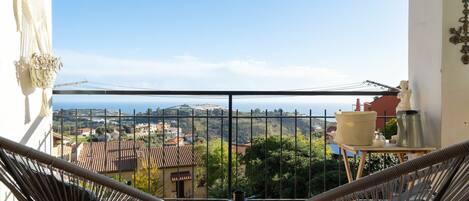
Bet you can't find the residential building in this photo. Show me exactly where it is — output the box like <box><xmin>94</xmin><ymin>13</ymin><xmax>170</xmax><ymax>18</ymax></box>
<box><xmin>135</xmin><ymin>122</ymin><xmax>175</xmax><ymax>137</ymax></box>
<box><xmin>77</xmin><ymin>141</ymin><xmax>204</xmax><ymax>198</ymax></box>
<box><xmin>141</xmin><ymin>146</ymin><xmax>204</xmax><ymax>198</ymax></box>
<box><xmin>51</xmin><ymin>133</ymin><xmax>73</xmax><ymax>161</ymax></box>
<box><xmin>77</xmin><ymin>141</ymin><xmax>142</xmax><ymax>179</ymax></box>
<box><xmin>363</xmin><ymin>96</ymin><xmax>400</xmax><ymax>130</ymax></box>
<box><xmin>75</xmin><ymin>128</ymin><xmax>96</xmax><ymax>136</ymax></box>
<box><xmin>165</xmin><ymin>136</ymin><xmax>185</xmax><ymax>146</ymax></box>
<box><xmin>233</xmin><ymin>143</ymin><xmax>251</xmax><ymax>155</ymax></box>
<box><xmin>326</xmin><ymin>126</ymin><xmax>337</xmax><ymax>143</ymax></box>
<box><xmin>183</xmin><ymin>133</ymin><xmax>195</xmax><ymax>144</ymax></box>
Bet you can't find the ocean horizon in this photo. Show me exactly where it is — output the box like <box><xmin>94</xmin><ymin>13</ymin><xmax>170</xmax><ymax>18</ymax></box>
<box><xmin>53</xmin><ymin>100</ymin><xmax>354</xmax><ymax>115</ymax></box>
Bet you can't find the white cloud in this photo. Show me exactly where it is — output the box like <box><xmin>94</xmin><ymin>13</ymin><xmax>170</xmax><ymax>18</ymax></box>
<box><xmin>56</xmin><ymin>49</ymin><xmax>351</xmax><ymax>91</ymax></box>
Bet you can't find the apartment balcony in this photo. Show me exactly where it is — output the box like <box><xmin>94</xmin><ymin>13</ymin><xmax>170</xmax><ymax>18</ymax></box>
<box><xmin>2</xmin><ymin>0</ymin><xmax>469</xmax><ymax>200</ymax></box>
<box><xmin>51</xmin><ymin>89</ymin><xmax>400</xmax><ymax>200</ymax></box>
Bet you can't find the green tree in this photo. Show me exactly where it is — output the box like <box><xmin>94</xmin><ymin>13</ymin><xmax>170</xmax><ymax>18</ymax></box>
<box><xmin>132</xmin><ymin>163</ymin><xmax>162</xmax><ymax>196</ymax></box>
<box><xmin>362</xmin><ymin>153</ymin><xmax>399</xmax><ymax>174</ymax></box>
<box><xmin>243</xmin><ymin>135</ymin><xmax>342</xmax><ymax>198</ymax></box>
<box><xmin>123</xmin><ymin>125</ymin><xmax>132</xmax><ymax>134</ymax></box>
<box><xmin>200</xmin><ymin>138</ymin><xmax>241</xmax><ymax>198</ymax></box>
<box><xmin>138</xmin><ymin>134</ymin><xmax>164</xmax><ymax>147</ymax></box>
<box><xmin>95</xmin><ymin>126</ymin><xmax>114</xmax><ymax>135</ymax></box>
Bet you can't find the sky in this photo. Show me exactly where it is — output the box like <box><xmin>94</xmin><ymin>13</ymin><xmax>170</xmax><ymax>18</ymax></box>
<box><xmin>52</xmin><ymin>0</ymin><xmax>408</xmax><ymax>104</ymax></box>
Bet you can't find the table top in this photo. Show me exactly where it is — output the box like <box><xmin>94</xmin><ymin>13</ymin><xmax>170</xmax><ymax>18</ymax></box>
<box><xmin>339</xmin><ymin>144</ymin><xmax>436</xmax><ymax>154</ymax></box>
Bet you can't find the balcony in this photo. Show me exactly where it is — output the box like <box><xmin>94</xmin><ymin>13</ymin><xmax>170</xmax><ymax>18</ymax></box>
<box><xmin>2</xmin><ymin>0</ymin><xmax>469</xmax><ymax>200</ymax></box>
<box><xmin>51</xmin><ymin>89</ymin><xmax>399</xmax><ymax>200</ymax></box>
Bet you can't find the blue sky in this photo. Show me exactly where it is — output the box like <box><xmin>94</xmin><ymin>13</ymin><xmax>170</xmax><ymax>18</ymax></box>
<box><xmin>52</xmin><ymin>0</ymin><xmax>408</xmax><ymax>103</ymax></box>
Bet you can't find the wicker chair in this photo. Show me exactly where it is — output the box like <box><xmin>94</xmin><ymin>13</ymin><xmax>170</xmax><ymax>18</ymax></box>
<box><xmin>309</xmin><ymin>140</ymin><xmax>469</xmax><ymax>201</ymax></box>
<box><xmin>0</xmin><ymin>136</ymin><xmax>162</xmax><ymax>201</ymax></box>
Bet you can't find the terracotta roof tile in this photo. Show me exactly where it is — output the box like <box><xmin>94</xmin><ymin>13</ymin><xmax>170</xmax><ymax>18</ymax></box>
<box><xmin>77</xmin><ymin>141</ymin><xmax>200</xmax><ymax>173</ymax></box>
<box><xmin>141</xmin><ymin>145</ymin><xmax>199</xmax><ymax>168</ymax></box>
<box><xmin>77</xmin><ymin>141</ymin><xmax>142</xmax><ymax>173</ymax></box>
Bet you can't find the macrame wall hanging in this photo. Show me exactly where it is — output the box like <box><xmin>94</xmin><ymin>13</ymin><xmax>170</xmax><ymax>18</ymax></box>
<box><xmin>14</xmin><ymin>0</ymin><xmax>62</xmax><ymax>117</ymax></box>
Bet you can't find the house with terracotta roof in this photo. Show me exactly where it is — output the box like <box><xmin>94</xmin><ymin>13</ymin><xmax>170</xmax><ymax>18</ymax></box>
<box><xmin>140</xmin><ymin>145</ymin><xmax>204</xmax><ymax>198</ymax></box>
<box><xmin>75</xmin><ymin>128</ymin><xmax>96</xmax><ymax>136</ymax></box>
<box><xmin>77</xmin><ymin>141</ymin><xmax>205</xmax><ymax>198</ymax></box>
<box><xmin>233</xmin><ymin>143</ymin><xmax>251</xmax><ymax>155</ymax></box>
<box><xmin>165</xmin><ymin>136</ymin><xmax>185</xmax><ymax>146</ymax></box>
<box><xmin>52</xmin><ymin>133</ymin><xmax>74</xmax><ymax>161</ymax></box>
<box><xmin>326</xmin><ymin>126</ymin><xmax>337</xmax><ymax>143</ymax></box>
<box><xmin>77</xmin><ymin>141</ymin><xmax>142</xmax><ymax>179</ymax></box>
<box><xmin>363</xmin><ymin>96</ymin><xmax>399</xmax><ymax>130</ymax></box>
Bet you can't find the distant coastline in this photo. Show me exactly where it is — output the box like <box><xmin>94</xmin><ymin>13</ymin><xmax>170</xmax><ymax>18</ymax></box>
<box><xmin>53</xmin><ymin>100</ymin><xmax>353</xmax><ymax>115</ymax></box>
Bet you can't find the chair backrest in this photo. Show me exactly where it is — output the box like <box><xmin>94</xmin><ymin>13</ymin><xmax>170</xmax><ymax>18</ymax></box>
<box><xmin>0</xmin><ymin>135</ymin><xmax>163</xmax><ymax>201</ymax></box>
<box><xmin>308</xmin><ymin>140</ymin><xmax>469</xmax><ymax>201</ymax></box>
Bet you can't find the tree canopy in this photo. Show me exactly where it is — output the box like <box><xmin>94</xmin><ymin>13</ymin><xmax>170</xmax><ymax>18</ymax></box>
<box><xmin>133</xmin><ymin>163</ymin><xmax>162</xmax><ymax>196</ymax></box>
<box><xmin>200</xmin><ymin>138</ymin><xmax>241</xmax><ymax>198</ymax></box>
<box><xmin>243</xmin><ymin>134</ymin><xmax>342</xmax><ymax>198</ymax></box>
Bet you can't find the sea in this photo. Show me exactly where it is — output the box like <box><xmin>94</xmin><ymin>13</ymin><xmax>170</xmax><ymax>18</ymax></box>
<box><xmin>53</xmin><ymin>100</ymin><xmax>353</xmax><ymax>116</ymax></box>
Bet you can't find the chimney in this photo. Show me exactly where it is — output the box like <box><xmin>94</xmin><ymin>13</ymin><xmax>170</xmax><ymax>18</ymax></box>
<box><xmin>355</xmin><ymin>98</ymin><xmax>361</xmax><ymax>111</ymax></box>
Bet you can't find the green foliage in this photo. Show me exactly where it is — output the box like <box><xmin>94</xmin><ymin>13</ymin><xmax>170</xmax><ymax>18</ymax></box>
<box><xmin>138</xmin><ymin>134</ymin><xmax>164</xmax><ymax>147</ymax></box>
<box><xmin>75</xmin><ymin>135</ymin><xmax>88</xmax><ymax>143</ymax></box>
<box><xmin>308</xmin><ymin>159</ymin><xmax>346</xmax><ymax>195</ymax></box>
<box><xmin>361</xmin><ymin>153</ymin><xmax>399</xmax><ymax>174</ymax></box>
<box><xmin>96</xmin><ymin>126</ymin><xmax>115</xmax><ymax>135</ymax></box>
<box><xmin>122</xmin><ymin>125</ymin><xmax>132</xmax><ymax>133</ymax></box>
<box><xmin>132</xmin><ymin>164</ymin><xmax>162</xmax><ymax>196</ymax></box>
<box><xmin>200</xmin><ymin>138</ymin><xmax>241</xmax><ymax>198</ymax></box>
<box><xmin>110</xmin><ymin>175</ymin><xmax>131</xmax><ymax>185</ymax></box>
<box><xmin>384</xmin><ymin>118</ymin><xmax>397</xmax><ymax>139</ymax></box>
<box><xmin>154</xmin><ymin>109</ymin><xmax>331</xmax><ymax>145</ymax></box>
<box><xmin>243</xmin><ymin>135</ymin><xmax>341</xmax><ymax>198</ymax></box>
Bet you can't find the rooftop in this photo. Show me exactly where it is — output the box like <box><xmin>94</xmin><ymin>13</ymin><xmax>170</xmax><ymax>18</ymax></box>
<box><xmin>78</xmin><ymin>141</ymin><xmax>199</xmax><ymax>173</ymax></box>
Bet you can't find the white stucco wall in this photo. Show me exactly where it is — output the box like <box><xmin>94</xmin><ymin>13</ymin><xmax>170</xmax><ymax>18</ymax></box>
<box><xmin>0</xmin><ymin>0</ymin><xmax>53</xmax><ymax>199</ymax></box>
<box><xmin>441</xmin><ymin>0</ymin><xmax>469</xmax><ymax>147</ymax></box>
<box><xmin>409</xmin><ymin>0</ymin><xmax>469</xmax><ymax>148</ymax></box>
<box><xmin>408</xmin><ymin>0</ymin><xmax>443</xmax><ymax>147</ymax></box>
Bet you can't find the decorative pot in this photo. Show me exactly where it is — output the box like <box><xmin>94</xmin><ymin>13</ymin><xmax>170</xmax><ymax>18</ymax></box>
<box><xmin>29</xmin><ymin>53</ymin><xmax>62</xmax><ymax>116</ymax></box>
<box><xmin>334</xmin><ymin>111</ymin><xmax>377</xmax><ymax>146</ymax></box>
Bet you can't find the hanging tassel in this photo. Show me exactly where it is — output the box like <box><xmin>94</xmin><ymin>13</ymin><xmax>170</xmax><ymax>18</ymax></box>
<box><xmin>39</xmin><ymin>88</ymin><xmax>49</xmax><ymax>117</ymax></box>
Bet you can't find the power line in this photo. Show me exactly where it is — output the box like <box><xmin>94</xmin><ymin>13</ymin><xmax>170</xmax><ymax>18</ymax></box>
<box><xmin>55</xmin><ymin>80</ymin><xmax>394</xmax><ymax>100</ymax></box>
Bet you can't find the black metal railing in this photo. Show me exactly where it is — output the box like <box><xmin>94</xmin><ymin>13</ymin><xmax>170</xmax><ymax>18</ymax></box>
<box><xmin>52</xmin><ymin>90</ymin><xmax>398</xmax><ymax>200</ymax></box>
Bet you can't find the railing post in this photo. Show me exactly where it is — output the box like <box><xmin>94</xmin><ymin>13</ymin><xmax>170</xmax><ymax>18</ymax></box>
<box><xmin>60</xmin><ymin>109</ymin><xmax>64</xmax><ymax>159</ymax></box>
<box><xmin>228</xmin><ymin>94</ymin><xmax>233</xmax><ymax>198</ymax></box>
<box><xmin>323</xmin><ymin>109</ymin><xmax>327</xmax><ymax>192</ymax></box>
